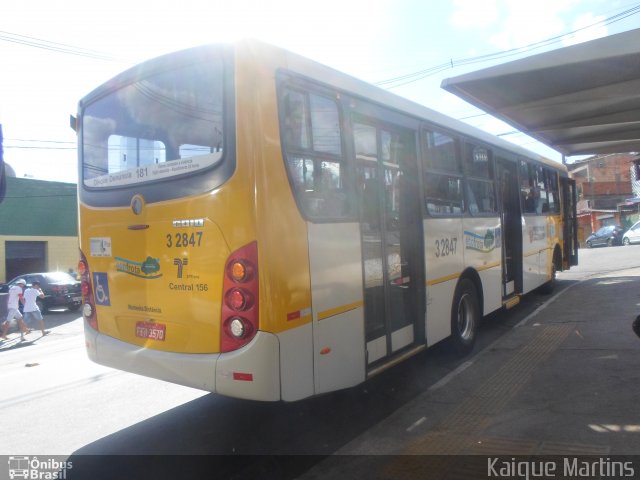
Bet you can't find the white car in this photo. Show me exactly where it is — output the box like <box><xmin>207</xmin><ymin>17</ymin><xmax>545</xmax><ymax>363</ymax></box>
<box><xmin>622</xmin><ymin>221</ymin><xmax>640</xmax><ymax>245</ymax></box>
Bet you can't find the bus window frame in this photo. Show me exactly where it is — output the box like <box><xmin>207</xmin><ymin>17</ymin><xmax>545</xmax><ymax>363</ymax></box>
<box><xmin>520</xmin><ymin>159</ymin><xmax>537</xmax><ymax>216</ymax></box>
<box><xmin>462</xmin><ymin>140</ymin><xmax>498</xmax><ymax>217</ymax></box>
<box><xmin>421</xmin><ymin>126</ymin><xmax>465</xmax><ymax>218</ymax></box>
<box><xmin>277</xmin><ymin>74</ymin><xmax>354</xmax><ymax>224</ymax></box>
<box><xmin>545</xmin><ymin>167</ymin><xmax>561</xmax><ymax>214</ymax></box>
<box><xmin>519</xmin><ymin>158</ymin><xmax>561</xmax><ymax>216</ymax></box>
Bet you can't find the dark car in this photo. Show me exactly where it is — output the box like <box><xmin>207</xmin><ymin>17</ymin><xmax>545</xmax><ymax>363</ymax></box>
<box><xmin>0</xmin><ymin>272</ymin><xmax>82</xmax><ymax>312</ymax></box>
<box><xmin>585</xmin><ymin>225</ymin><xmax>624</xmax><ymax>248</ymax></box>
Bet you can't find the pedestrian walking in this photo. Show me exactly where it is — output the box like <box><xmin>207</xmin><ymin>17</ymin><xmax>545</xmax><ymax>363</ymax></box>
<box><xmin>23</xmin><ymin>280</ymin><xmax>49</xmax><ymax>337</ymax></box>
<box><xmin>1</xmin><ymin>279</ymin><xmax>30</xmax><ymax>340</ymax></box>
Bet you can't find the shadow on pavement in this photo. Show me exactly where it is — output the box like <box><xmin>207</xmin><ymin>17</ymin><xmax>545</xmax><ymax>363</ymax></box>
<box><xmin>63</xmin><ymin>280</ymin><xmax>594</xmax><ymax>479</ymax></box>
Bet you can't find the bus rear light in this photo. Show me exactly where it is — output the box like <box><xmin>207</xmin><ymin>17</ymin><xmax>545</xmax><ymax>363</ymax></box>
<box><xmin>221</xmin><ymin>242</ymin><xmax>258</xmax><ymax>352</ymax></box>
<box><xmin>225</xmin><ymin>288</ymin><xmax>253</xmax><ymax>311</ymax></box>
<box><xmin>225</xmin><ymin>316</ymin><xmax>254</xmax><ymax>339</ymax></box>
<box><xmin>227</xmin><ymin>259</ymin><xmax>255</xmax><ymax>283</ymax></box>
<box><xmin>78</xmin><ymin>260</ymin><xmax>87</xmax><ymax>276</ymax></box>
<box><xmin>78</xmin><ymin>252</ymin><xmax>98</xmax><ymax>331</ymax></box>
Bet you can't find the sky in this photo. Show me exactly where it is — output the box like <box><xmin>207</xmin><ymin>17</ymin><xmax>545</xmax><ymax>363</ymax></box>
<box><xmin>1</xmin><ymin>0</ymin><xmax>639</xmax><ymax>184</ymax></box>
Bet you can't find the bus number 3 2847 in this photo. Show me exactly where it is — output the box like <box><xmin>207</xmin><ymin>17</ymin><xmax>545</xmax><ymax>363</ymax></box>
<box><xmin>166</xmin><ymin>232</ymin><xmax>203</xmax><ymax>248</ymax></box>
<box><xmin>435</xmin><ymin>237</ymin><xmax>457</xmax><ymax>258</ymax></box>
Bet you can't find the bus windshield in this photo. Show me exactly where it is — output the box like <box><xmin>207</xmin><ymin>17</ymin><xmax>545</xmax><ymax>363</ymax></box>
<box><xmin>81</xmin><ymin>59</ymin><xmax>225</xmax><ymax>189</ymax></box>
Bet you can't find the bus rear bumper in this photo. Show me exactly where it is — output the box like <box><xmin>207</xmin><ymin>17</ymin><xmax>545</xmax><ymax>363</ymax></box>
<box><xmin>84</xmin><ymin>319</ymin><xmax>281</xmax><ymax>401</ymax></box>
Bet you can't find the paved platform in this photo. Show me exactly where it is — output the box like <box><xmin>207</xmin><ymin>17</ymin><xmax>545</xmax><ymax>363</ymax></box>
<box><xmin>301</xmin><ymin>267</ymin><xmax>640</xmax><ymax>478</ymax></box>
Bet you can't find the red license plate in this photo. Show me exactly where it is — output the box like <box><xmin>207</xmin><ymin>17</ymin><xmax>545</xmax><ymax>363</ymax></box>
<box><xmin>135</xmin><ymin>321</ymin><xmax>166</xmax><ymax>341</ymax></box>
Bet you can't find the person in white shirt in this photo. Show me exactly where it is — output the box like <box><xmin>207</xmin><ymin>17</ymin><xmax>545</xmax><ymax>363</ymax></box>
<box><xmin>22</xmin><ymin>280</ymin><xmax>49</xmax><ymax>337</ymax></box>
<box><xmin>1</xmin><ymin>278</ymin><xmax>30</xmax><ymax>340</ymax></box>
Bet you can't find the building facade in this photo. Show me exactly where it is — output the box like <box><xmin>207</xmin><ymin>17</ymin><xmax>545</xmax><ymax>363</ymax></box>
<box><xmin>0</xmin><ymin>176</ymin><xmax>78</xmax><ymax>282</ymax></box>
<box><xmin>567</xmin><ymin>153</ymin><xmax>638</xmax><ymax>244</ymax></box>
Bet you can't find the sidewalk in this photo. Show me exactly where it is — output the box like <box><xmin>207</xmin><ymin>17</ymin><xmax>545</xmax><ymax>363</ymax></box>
<box><xmin>301</xmin><ymin>267</ymin><xmax>640</xmax><ymax>478</ymax></box>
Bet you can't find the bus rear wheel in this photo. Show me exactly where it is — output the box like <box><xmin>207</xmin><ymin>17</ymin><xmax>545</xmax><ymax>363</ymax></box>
<box><xmin>451</xmin><ymin>278</ymin><xmax>479</xmax><ymax>355</ymax></box>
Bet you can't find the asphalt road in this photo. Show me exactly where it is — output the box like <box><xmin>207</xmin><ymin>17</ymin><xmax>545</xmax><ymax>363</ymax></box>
<box><xmin>0</xmin><ymin>244</ymin><xmax>637</xmax><ymax>478</ymax></box>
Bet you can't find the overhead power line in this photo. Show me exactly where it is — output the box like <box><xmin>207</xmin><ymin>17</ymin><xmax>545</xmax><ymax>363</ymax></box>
<box><xmin>5</xmin><ymin>138</ymin><xmax>75</xmax><ymax>144</ymax></box>
<box><xmin>4</xmin><ymin>138</ymin><xmax>76</xmax><ymax>151</ymax></box>
<box><xmin>0</xmin><ymin>30</ymin><xmax>129</xmax><ymax>62</ymax></box>
<box><xmin>5</xmin><ymin>145</ymin><xmax>76</xmax><ymax>150</ymax></box>
<box><xmin>375</xmin><ymin>3</ymin><xmax>640</xmax><ymax>89</ymax></box>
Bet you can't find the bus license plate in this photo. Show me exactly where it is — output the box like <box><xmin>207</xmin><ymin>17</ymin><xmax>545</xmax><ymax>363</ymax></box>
<box><xmin>135</xmin><ymin>321</ymin><xmax>166</xmax><ymax>341</ymax></box>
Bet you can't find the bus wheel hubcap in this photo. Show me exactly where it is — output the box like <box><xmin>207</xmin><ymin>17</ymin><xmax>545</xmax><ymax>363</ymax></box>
<box><xmin>457</xmin><ymin>293</ymin><xmax>474</xmax><ymax>341</ymax></box>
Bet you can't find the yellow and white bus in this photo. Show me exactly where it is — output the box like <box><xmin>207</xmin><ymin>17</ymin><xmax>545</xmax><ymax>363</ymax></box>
<box><xmin>76</xmin><ymin>40</ymin><xmax>578</xmax><ymax>401</ymax></box>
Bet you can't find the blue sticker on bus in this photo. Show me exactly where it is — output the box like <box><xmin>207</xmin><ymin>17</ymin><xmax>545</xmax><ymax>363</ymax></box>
<box><xmin>93</xmin><ymin>272</ymin><xmax>111</xmax><ymax>306</ymax></box>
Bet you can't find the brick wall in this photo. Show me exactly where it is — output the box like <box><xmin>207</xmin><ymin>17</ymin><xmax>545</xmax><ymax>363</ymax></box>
<box><xmin>570</xmin><ymin>154</ymin><xmax>636</xmax><ymax>211</ymax></box>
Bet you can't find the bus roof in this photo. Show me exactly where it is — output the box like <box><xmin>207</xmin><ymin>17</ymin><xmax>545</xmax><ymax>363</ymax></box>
<box><xmin>80</xmin><ymin>39</ymin><xmax>567</xmax><ymax>173</ymax></box>
<box><xmin>254</xmin><ymin>39</ymin><xmax>566</xmax><ymax>172</ymax></box>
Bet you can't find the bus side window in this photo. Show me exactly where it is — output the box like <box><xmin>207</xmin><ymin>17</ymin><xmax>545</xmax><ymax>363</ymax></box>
<box><xmin>280</xmin><ymin>87</ymin><xmax>348</xmax><ymax>220</ymax></box>
<box><xmin>282</xmin><ymin>90</ymin><xmax>311</xmax><ymax>150</ymax></box>
<box><xmin>466</xmin><ymin>180</ymin><xmax>479</xmax><ymax>215</ymax></box>
<box><xmin>520</xmin><ymin>161</ymin><xmax>537</xmax><ymax>214</ymax></box>
<box><xmin>546</xmin><ymin>168</ymin><xmax>560</xmax><ymax>213</ymax></box>
<box><xmin>533</xmin><ymin>165</ymin><xmax>549</xmax><ymax>214</ymax></box>
<box><xmin>463</xmin><ymin>143</ymin><xmax>496</xmax><ymax>216</ymax></box>
<box><xmin>424</xmin><ymin>174</ymin><xmax>464</xmax><ymax>216</ymax></box>
<box><xmin>466</xmin><ymin>180</ymin><xmax>497</xmax><ymax>215</ymax></box>
<box><xmin>423</xmin><ymin>130</ymin><xmax>464</xmax><ymax>216</ymax></box>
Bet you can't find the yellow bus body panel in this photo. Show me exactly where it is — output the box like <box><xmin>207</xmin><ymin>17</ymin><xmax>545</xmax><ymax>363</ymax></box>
<box><xmin>80</xmin><ymin>41</ymin><xmax>313</xmax><ymax>354</ymax></box>
<box><xmin>234</xmin><ymin>42</ymin><xmax>313</xmax><ymax>336</ymax></box>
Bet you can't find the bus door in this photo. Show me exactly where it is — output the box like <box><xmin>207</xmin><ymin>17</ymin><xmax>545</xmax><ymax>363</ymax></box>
<box><xmin>561</xmin><ymin>177</ymin><xmax>579</xmax><ymax>268</ymax></box>
<box><xmin>353</xmin><ymin>119</ymin><xmax>424</xmax><ymax>367</ymax></box>
<box><xmin>497</xmin><ymin>158</ymin><xmax>523</xmax><ymax>298</ymax></box>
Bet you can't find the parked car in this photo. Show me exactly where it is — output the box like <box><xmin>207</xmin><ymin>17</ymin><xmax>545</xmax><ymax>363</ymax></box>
<box><xmin>585</xmin><ymin>225</ymin><xmax>624</xmax><ymax>248</ymax></box>
<box><xmin>622</xmin><ymin>221</ymin><xmax>640</xmax><ymax>245</ymax></box>
<box><xmin>0</xmin><ymin>272</ymin><xmax>82</xmax><ymax>312</ymax></box>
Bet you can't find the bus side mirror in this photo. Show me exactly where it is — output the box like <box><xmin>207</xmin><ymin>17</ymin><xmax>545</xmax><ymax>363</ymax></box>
<box><xmin>70</xmin><ymin>115</ymin><xmax>77</xmax><ymax>132</ymax></box>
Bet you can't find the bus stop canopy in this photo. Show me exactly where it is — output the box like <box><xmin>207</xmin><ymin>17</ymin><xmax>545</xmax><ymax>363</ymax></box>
<box><xmin>441</xmin><ymin>28</ymin><xmax>640</xmax><ymax>157</ymax></box>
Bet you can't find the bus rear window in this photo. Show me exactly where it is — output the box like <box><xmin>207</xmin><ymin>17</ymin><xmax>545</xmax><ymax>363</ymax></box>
<box><xmin>82</xmin><ymin>60</ymin><xmax>225</xmax><ymax>188</ymax></box>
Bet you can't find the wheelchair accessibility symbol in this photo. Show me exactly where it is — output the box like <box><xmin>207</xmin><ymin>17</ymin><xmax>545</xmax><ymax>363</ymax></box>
<box><xmin>93</xmin><ymin>272</ymin><xmax>111</xmax><ymax>306</ymax></box>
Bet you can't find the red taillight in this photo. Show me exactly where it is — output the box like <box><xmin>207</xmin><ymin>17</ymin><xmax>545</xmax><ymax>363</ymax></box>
<box><xmin>225</xmin><ymin>288</ymin><xmax>253</xmax><ymax>311</ymax></box>
<box><xmin>221</xmin><ymin>242</ymin><xmax>258</xmax><ymax>353</ymax></box>
<box><xmin>79</xmin><ymin>251</ymin><xmax>98</xmax><ymax>331</ymax></box>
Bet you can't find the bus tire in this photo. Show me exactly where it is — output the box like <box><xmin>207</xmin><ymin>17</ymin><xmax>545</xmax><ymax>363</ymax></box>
<box><xmin>450</xmin><ymin>278</ymin><xmax>479</xmax><ymax>355</ymax></box>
